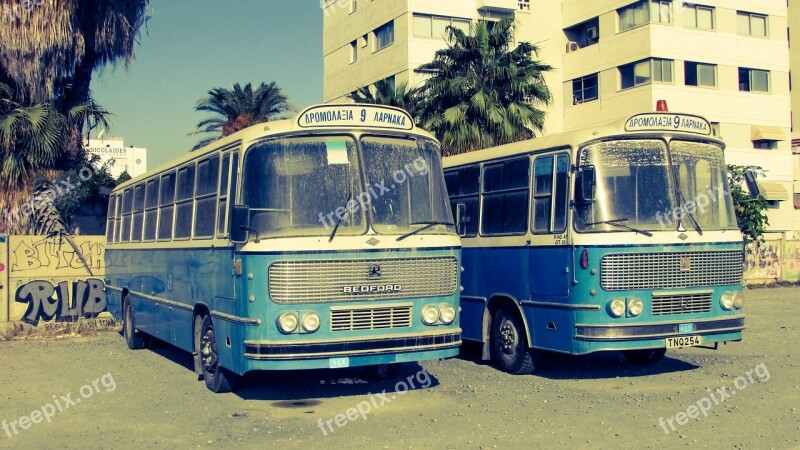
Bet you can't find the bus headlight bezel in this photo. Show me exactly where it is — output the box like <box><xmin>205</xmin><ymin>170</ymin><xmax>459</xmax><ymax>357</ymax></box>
<box><xmin>732</xmin><ymin>292</ymin><xmax>744</xmax><ymax>309</ymax></box>
<box><xmin>720</xmin><ymin>292</ymin><xmax>734</xmax><ymax>310</ymax></box>
<box><xmin>608</xmin><ymin>298</ymin><xmax>626</xmax><ymax>318</ymax></box>
<box><xmin>277</xmin><ymin>312</ymin><xmax>299</xmax><ymax>334</ymax></box>
<box><xmin>439</xmin><ymin>304</ymin><xmax>456</xmax><ymax>325</ymax></box>
<box><xmin>300</xmin><ymin>312</ymin><xmax>321</xmax><ymax>333</ymax></box>
<box><xmin>628</xmin><ymin>298</ymin><xmax>644</xmax><ymax>317</ymax></box>
<box><xmin>421</xmin><ymin>304</ymin><xmax>439</xmax><ymax>325</ymax></box>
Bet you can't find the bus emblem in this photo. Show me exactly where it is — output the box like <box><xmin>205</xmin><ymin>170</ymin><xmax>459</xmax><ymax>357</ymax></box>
<box><xmin>679</xmin><ymin>257</ymin><xmax>691</xmax><ymax>271</ymax></box>
<box><xmin>368</xmin><ymin>265</ymin><xmax>382</xmax><ymax>278</ymax></box>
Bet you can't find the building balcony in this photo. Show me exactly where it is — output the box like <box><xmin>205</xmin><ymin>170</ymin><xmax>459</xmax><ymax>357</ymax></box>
<box><xmin>476</xmin><ymin>0</ymin><xmax>518</xmax><ymax>13</ymax></box>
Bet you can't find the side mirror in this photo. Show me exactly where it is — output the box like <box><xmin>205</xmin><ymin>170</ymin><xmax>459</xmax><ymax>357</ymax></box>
<box><xmin>455</xmin><ymin>203</ymin><xmax>467</xmax><ymax>237</ymax></box>
<box><xmin>578</xmin><ymin>166</ymin><xmax>597</xmax><ymax>202</ymax></box>
<box><xmin>230</xmin><ymin>205</ymin><xmax>251</xmax><ymax>243</ymax></box>
<box><xmin>744</xmin><ymin>169</ymin><xmax>761</xmax><ymax>197</ymax></box>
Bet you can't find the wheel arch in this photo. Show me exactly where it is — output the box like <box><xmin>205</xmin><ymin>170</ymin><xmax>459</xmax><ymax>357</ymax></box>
<box><xmin>480</xmin><ymin>293</ymin><xmax>533</xmax><ymax>359</ymax></box>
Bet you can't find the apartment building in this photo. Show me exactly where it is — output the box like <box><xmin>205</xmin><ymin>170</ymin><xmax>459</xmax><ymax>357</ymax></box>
<box><xmin>322</xmin><ymin>0</ymin><xmax>794</xmax><ymax>234</ymax></box>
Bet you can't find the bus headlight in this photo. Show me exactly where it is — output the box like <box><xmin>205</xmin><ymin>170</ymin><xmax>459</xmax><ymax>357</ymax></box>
<box><xmin>300</xmin><ymin>312</ymin><xmax>321</xmax><ymax>332</ymax></box>
<box><xmin>608</xmin><ymin>298</ymin><xmax>626</xmax><ymax>318</ymax></box>
<box><xmin>733</xmin><ymin>292</ymin><xmax>744</xmax><ymax>309</ymax></box>
<box><xmin>720</xmin><ymin>292</ymin><xmax>734</xmax><ymax>310</ymax></box>
<box><xmin>277</xmin><ymin>312</ymin><xmax>298</xmax><ymax>333</ymax></box>
<box><xmin>628</xmin><ymin>298</ymin><xmax>644</xmax><ymax>317</ymax></box>
<box><xmin>439</xmin><ymin>304</ymin><xmax>456</xmax><ymax>325</ymax></box>
<box><xmin>421</xmin><ymin>305</ymin><xmax>439</xmax><ymax>325</ymax></box>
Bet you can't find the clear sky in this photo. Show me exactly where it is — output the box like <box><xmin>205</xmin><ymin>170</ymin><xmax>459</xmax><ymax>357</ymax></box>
<box><xmin>92</xmin><ymin>0</ymin><xmax>324</xmax><ymax>169</ymax></box>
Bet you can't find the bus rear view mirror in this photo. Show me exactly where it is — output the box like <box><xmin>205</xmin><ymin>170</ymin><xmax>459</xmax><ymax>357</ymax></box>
<box><xmin>744</xmin><ymin>169</ymin><xmax>760</xmax><ymax>197</ymax></box>
<box><xmin>578</xmin><ymin>166</ymin><xmax>597</xmax><ymax>202</ymax></box>
<box><xmin>230</xmin><ymin>205</ymin><xmax>251</xmax><ymax>243</ymax></box>
<box><xmin>455</xmin><ymin>203</ymin><xmax>467</xmax><ymax>237</ymax></box>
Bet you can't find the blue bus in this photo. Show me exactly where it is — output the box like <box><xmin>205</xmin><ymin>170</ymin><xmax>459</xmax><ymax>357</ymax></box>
<box><xmin>104</xmin><ymin>104</ymin><xmax>461</xmax><ymax>392</ymax></box>
<box><xmin>443</xmin><ymin>108</ymin><xmax>744</xmax><ymax>374</ymax></box>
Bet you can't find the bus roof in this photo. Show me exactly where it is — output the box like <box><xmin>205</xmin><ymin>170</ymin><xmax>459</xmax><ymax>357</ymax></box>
<box><xmin>112</xmin><ymin>104</ymin><xmax>433</xmax><ymax>192</ymax></box>
<box><xmin>443</xmin><ymin>112</ymin><xmax>723</xmax><ymax>168</ymax></box>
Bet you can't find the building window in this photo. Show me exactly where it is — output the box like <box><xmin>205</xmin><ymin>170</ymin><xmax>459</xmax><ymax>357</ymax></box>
<box><xmin>573</xmin><ymin>74</ymin><xmax>599</xmax><ymax>104</ymax></box>
<box><xmin>684</xmin><ymin>61</ymin><xmax>716</xmax><ymax>87</ymax></box>
<box><xmin>564</xmin><ymin>18</ymin><xmax>599</xmax><ymax>50</ymax></box>
<box><xmin>374</xmin><ymin>21</ymin><xmax>394</xmax><ymax>51</ymax></box>
<box><xmin>361</xmin><ymin>34</ymin><xmax>368</xmax><ymax>48</ymax></box>
<box><xmin>738</xmin><ymin>11</ymin><xmax>767</xmax><ymax>37</ymax></box>
<box><xmin>519</xmin><ymin>0</ymin><xmax>531</xmax><ymax>11</ymax></box>
<box><xmin>619</xmin><ymin>58</ymin><xmax>673</xmax><ymax>89</ymax></box>
<box><xmin>652</xmin><ymin>0</ymin><xmax>671</xmax><ymax>24</ymax></box>
<box><xmin>619</xmin><ymin>1</ymin><xmax>649</xmax><ymax>31</ymax></box>
<box><xmin>710</xmin><ymin>122</ymin><xmax>720</xmax><ymax>137</ymax></box>
<box><xmin>413</xmin><ymin>14</ymin><xmax>470</xmax><ymax>38</ymax></box>
<box><xmin>349</xmin><ymin>40</ymin><xmax>357</xmax><ymax>64</ymax></box>
<box><xmin>684</xmin><ymin>3</ymin><xmax>714</xmax><ymax>30</ymax></box>
<box><xmin>753</xmin><ymin>140</ymin><xmax>778</xmax><ymax>150</ymax></box>
<box><xmin>739</xmin><ymin>68</ymin><xmax>770</xmax><ymax>92</ymax></box>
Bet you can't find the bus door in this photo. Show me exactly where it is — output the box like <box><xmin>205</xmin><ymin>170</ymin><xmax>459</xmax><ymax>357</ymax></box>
<box><xmin>529</xmin><ymin>153</ymin><xmax>571</xmax><ymax>298</ymax></box>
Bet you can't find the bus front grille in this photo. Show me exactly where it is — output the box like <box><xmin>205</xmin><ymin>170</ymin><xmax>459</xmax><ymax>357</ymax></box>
<box><xmin>600</xmin><ymin>250</ymin><xmax>743</xmax><ymax>291</ymax></box>
<box><xmin>651</xmin><ymin>292</ymin><xmax>713</xmax><ymax>315</ymax></box>
<box><xmin>330</xmin><ymin>305</ymin><xmax>412</xmax><ymax>331</ymax></box>
<box><xmin>269</xmin><ymin>257</ymin><xmax>458</xmax><ymax>303</ymax></box>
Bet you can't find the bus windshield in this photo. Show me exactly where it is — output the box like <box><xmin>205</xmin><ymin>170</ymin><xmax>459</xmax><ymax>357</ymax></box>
<box><xmin>242</xmin><ymin>135</ymin><xmax>454</xmax><ymax>239</ymax></box>
<box><xmin>575</xmin><ymin>138</ymin><xmax>737</xmax><ymax>233</ymax></box>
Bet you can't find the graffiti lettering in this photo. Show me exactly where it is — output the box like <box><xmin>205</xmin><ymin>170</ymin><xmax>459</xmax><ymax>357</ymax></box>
<box><xmin>14</xmin><ymin>278</ymin><xmax>107</xmax><ymax>325</ymax></box>
<box><xmin>10</xmin><ymin>239</ymin><xmax>104</xmax><ymax>273</ymax></box>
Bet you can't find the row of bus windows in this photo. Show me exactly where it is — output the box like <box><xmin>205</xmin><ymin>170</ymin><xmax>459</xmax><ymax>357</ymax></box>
<box><xmin>445</xmin><ymin>153</ymin><xmax>570</xmax><ymax>237</ymax></box>
<box><xmin>106</xmin><ymin>150</ymin><xmax>239</xmax><ymax>243</ymax></box>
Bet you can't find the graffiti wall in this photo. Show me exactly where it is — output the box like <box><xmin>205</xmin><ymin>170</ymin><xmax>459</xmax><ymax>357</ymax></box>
<box><xmin>2</xmin><ymin>235</ymin><xmax>110</xmax><ymax>326</ymax></box>
<box><xmin>743</xmin><ymin>239</ymin><xmax>782</xmax><ymax>282</ymax></box>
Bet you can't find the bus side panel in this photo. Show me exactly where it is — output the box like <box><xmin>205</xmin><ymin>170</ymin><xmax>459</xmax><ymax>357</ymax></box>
<box><xmin>522</xmin><ymin>306</ymin><xmax>575</xmax><ymax>352</ymax></box>
<box><xmin>460</xmin><ymin>297</ymin><xmax>486</xmax><ymax>342</ymax></box>
<box><xmin>528</xmin><ymin>246</ymin><xmax>571</xmax><ymax>298</ymax></box>
<box><xmin>461</xmin><ymin>246</ymin><xmax>529</xmax><ymax>303</ymax></box>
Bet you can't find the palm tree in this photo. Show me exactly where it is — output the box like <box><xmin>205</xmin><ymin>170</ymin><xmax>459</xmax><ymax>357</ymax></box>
<box><xmin>417</xmin><ymin>19</ymin><xmax>553</xmax><ymax>156</ymax></box>
<box><xmin>193</xmin><ymin>82</ymin><xmax>293</xmax><ymax>149</ymax></box>
<box><xmin>347</xmin><ymin>79</ymin><xmax>421</xmax><ymax>119</ymax></box>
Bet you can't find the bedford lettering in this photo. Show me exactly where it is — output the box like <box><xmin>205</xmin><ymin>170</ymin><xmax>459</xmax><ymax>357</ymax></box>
<box><xmin>343</xmin><ymin>285</ymin><xmax>402</xmax><ymax>294</ymax></box>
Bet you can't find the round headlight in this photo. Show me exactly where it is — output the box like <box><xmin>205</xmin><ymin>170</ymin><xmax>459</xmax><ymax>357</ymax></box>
<box><xmin>278</xmin><ymin>312</ymin><xmax>298</xmax><ymax>333</ymax></box>
<box><xmin>439</xmin><ymin>304</ymin><xmax>456</xmax><ymax>325</ymax></box>
<box><xmin>720</xmin><ymin>292</ymin><xmax>734</xmax><ymax>310</ymax></box>
<box><xmin>300</xmin><ymin>312</ymin><xmax>320</xmax><ymax>332</ymax></box>
<box><xmin>608</xmin><ymin>298</ymin><xmax>626</xmax><ymax>318</ymax></box>
<box><xmin>421</xmin><ymin>304</ymin><xmax>439</xmax><ymax>325</ymax></box>
<box><xmin>628</xmin><ymin>298</ymin><xmax>644</xmax><ymax>316</ymax></box>
<box><xmin>733</xmin><ymin>292</ymin><xmax>744</xmax><ymax>309</ymax></box>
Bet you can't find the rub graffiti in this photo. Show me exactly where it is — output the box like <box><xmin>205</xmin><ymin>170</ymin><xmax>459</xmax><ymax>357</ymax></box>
<box><xmin>14</xmin><ymin>278</ymin><xmax>107</xmax><ymax>325</ymax></box>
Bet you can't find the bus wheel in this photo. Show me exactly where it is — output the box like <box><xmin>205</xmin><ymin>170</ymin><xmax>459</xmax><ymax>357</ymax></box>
<box><xmin>123</xmin><ymin>300</ymin><xmax>146</xmax><ymax>350</ymax></box>
<box><xmin>199</xmin><ymin>316</ymin><xmax>237</xmax><ymax>393</ymax></box>
<box><xmin>491</xmin><ymin>306</ymin><xmax>535</xmax><ymax>375</ymax></box>
<box><xmin>364</xmin><ymin>363</ymin><xmax>403</xmax><ymax>380</ymax></box>
<box><xmin>623</xmin><ymin>348</ymin><xmax>667</xmax><ymax>365</ymax></box>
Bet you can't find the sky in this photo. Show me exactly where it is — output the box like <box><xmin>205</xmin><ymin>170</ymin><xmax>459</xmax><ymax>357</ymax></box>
<box><xmin>92</xmin><ymin>0</ymin><xmax>324</xmax><ymax>169</ymax></box>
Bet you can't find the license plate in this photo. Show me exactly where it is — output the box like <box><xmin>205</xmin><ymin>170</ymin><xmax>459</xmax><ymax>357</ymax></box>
<box><xmin>329</xmin><ymin>357</ymin><xmax>350</xmax><ymax>369</ymax></box>
<box><xmin>679</xmin><ymin>323</ymin><xmax>695</xmax><ymax>334</ymax></box>
<box><xmin>666</xmin><ymin>335</ymin><xmax>702</xmax><ymax>348</ymax></box>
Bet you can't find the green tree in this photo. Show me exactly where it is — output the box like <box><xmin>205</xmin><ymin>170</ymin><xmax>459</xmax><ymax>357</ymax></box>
<box><xmin>347</xmin><ymin>79</ymin><xmax>420</xmax><ymax>119</ymax></box>
<box><xmin>193</xmin><ymin>82</ymin><xmax>293</xmax><ymax>149</ymax></box>
<box><xmin>727</xmin><ymin>164</ymin><xmax>770</xmax><ymax>244</ymax></box>
<box><xmin>417</xmin><ymin>19</ymin><xmax>553</xmax><ymax>156</ymax></box>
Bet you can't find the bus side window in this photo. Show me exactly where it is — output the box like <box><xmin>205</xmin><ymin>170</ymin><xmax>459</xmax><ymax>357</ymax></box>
<box><xmin>194</xmin><ymin>155</ymin><xmax>220</xmax><ymax>239</ymax></box>
<box><xmin>105</xmin><ymin>195</ymin><xmax>117</xmax><ymax>243</ymax></box>
<box><xmin>158</xmin><ymin>172</ymin><xmax>177</xmax><ymax>241</ymax></box>
<box><xmin>121</xmin><ymin>188</ymin><xmax>133</xmax><ymax>243</ymax></box>
<box><xmin>481</xmin><ymin>158</ymin><xmax>529</xmax><ymax>235</ymax></box>
<box><xmin>445</xmin><ymin>165</ymin><xmax>479</xmax><ymax>237</ymax></box>
<box><xmin>144</xmin><ymin>178</ymin><xmax>160</xmax><ymax>241</ymax></box>
<box><xmin>131</xmin><ymin>183</ymin><xmax>145</xmax><ymax>242</ymax></box>
<box><xmin>227</xmin><ymin>152</ymin><xmax>239</xmax><ymax>236</ymax></box>
<box><xmin>217</xmin><ymin>153</ymin><xmax>231</xmax><ymax>238</ymax></box>
<box><xmin>114</xmin><ymin>194</ymin><xmax>122</xmax><ymax>243</ymax></box>
<box><xmin>174</xmin><ymin>164</ymin><xmax>196</xmax><ymax>239</ymax></box>
<box><xmin>532</xmin><ymin>153</ymin><xmax>570</xmax><ymax>234</ymax></box>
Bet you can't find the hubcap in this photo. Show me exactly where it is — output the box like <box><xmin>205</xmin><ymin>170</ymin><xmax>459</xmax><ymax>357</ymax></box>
<box><xmin>201</xmin><ymin>328</ymin><xmax>217</xmax><ymax>375</ymax></box>
<box><xmin>499</xmin><ymin>319</ymin><xmax>518</xmax><ymax>355</ymax></box>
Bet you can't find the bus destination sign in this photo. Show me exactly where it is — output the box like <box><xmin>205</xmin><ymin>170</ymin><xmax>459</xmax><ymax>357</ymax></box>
<box><xmin>625</xmin><ymin>113</ymin><xmax>712</xmax><ymax>136</ymax></box>
<box><xmin>298</xmin><ymin>105</ymin><xmax>414</xmax><ymax>130</ymax></box>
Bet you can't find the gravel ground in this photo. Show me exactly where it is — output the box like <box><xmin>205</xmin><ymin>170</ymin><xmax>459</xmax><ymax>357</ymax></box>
<box><xmin>0</xmin><ymin>287</ymin><xmax>798</xmax><ymax>449</ymax></box>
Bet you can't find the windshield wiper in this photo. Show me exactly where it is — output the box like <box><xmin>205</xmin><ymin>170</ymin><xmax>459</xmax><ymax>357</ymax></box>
<box><xmin>328</xmin><ymin>190</ymin><xmax>352</xmax><ymax>242</ymax></box>
<box><xmin>396</xmin><ymin>221</ymin><xmax>454</xmax><ymax>242</ymax></box>
<box><xmin>585</xmin><ymin>218</ymin><xmax>654</xmax><ymax>237</ymax></box>
<box><xmin>672</xmin><ymin>167</ymin><xmax>703</xmax><ymax>235</ymax></box>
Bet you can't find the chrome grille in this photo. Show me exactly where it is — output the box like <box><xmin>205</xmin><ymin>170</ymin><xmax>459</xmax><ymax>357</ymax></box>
<box><xmin>651</xmin><ymin>292</ymin><xmax>713</xmax><ymax>315</ymax></box>
<box><xmin>269</xmin><ymin>257</ymin><xmax>458</xmax><ymax>303</ymax></box>
<box><xmin>331</xmin><ymin>305</ymin><xmax>412</xmax><ymax>331</ymax></box>
<box><xmin>600</xmin><ymin>251</ymin><xmax>743</xmax><ymax>291</ymax></box>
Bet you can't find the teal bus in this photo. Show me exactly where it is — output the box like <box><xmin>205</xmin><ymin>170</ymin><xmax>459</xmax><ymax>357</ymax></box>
<box><xmin>104</xmin><ymin>104</ymin><xmax>461</xmax><ymax>392</ymax></box>
<box><xmin>443</xmin><ymin>106</ymin><xmax>744</xmax><ymax>374</ymax></box>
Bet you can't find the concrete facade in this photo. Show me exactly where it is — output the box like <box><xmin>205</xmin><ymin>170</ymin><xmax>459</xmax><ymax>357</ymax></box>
<box><xmin>85</xmin><ymin>138</ymin><xmax>148</xmax><ymax>179</ymax></box>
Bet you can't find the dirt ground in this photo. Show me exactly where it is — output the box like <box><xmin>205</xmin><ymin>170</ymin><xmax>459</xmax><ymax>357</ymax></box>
<box><xmin>0</xmin><ymin>287</ymin><xmax>798</xmax><ymax>450</ymax></box>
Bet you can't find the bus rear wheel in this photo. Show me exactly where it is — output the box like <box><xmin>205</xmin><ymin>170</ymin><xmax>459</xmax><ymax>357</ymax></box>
<box><xmin>199</xmin><ymin>315</ymin><xmax>237</xmax><ymax>393</ymax></box>
<box><xmin>623</xmin><ymin>348</ymin><xmax>667</xmax><ymax>365</ymax></box>
<box><xmin>491</xmin><ymin>306</ymin><xmax>535</xmax><ymax>375</ymax></box>
<box><xmin>123</xmin><ymin>300</ymin><xmax>146</xmax><ymax>350</ymax></box>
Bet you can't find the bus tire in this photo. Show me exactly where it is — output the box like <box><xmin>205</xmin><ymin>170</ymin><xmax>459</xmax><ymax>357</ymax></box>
<box><xmin>491</xmin><ymin>306</ymin><xmax>535</xmax><ymax>375</ymax></box>
<box><xmin>199</xmin><ymin>315</ymin><xmax>237</xmax><ymax>393</ymax></box>
<box><xmin>123</xmin><ymin>300</ymin><xmax>146</xmax><ymax>350</ymax></box>
<box><xmin>364</xmin><ymin>363</ymin><xmax>403</xmax><ymax>380</ymax></box>
<box><xmin>623</xmin><ymin>348</ymin><xmax>666</xmax><ymax>365</ymax></box>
